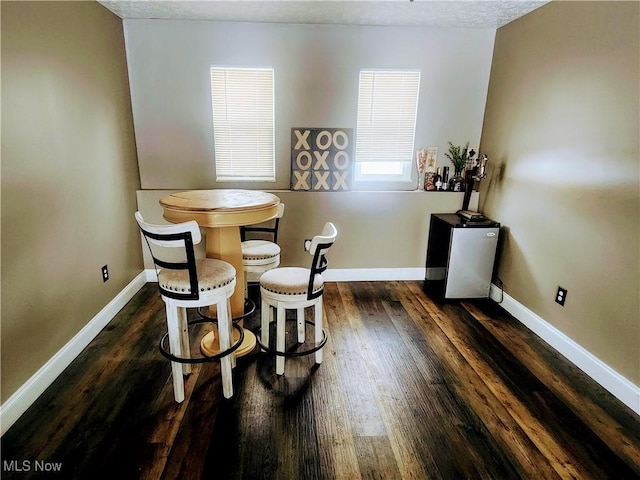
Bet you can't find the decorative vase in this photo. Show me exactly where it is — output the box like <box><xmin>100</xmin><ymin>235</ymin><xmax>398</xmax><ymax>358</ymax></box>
<box><xmin>416</xmin><ymin>148</ymin><xmax>427</xmax><ymax>190</ymax></box>
<box><xmin>449</xmin><ymin>170</ymin><xmax>466</xmax><ymax>192</ymax></box>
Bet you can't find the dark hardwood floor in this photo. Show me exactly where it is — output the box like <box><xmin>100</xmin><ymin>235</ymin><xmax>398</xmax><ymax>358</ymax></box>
<box><xmin>2</xmin><ymin>281</ymin><xmax>639</xmax><ymax>479</ymax></box>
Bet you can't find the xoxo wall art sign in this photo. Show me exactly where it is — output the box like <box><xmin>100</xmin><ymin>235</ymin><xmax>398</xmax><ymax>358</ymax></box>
<box><xmin>290</xmin><ymin>128</ymin><xmax>353</xmax><ymax>191</ymax></box>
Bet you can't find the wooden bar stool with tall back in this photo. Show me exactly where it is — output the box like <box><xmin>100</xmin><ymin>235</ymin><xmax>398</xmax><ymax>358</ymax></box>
<box><xmin>135</xmin><ymin>212</ymin><xmax>243</xmax><ymax>401</ymax></box>
<box><xmin>258</xmin><ymin>222</ymin><xmax>337</xmax><ymax>375</ymax></box>
<box><xmin>241</xmin><ymin>202</ymin><xmax>285</xmax><ymax>297</ymax></box>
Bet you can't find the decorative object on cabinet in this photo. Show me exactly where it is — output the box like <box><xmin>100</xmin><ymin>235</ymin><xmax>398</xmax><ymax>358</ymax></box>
<box><xmin>424</xmin><ymin>146</ymin><xmax>438</xmax><ymax>190</ymax></box>
<box><xmin>425</xmin><ymin>172</ymin><xmax>436</xmax><ymax>191</ymax></box>
<box><xmin>418</xmin><ymin>146</ymin><xmax>439</xmax><ymax>191</ymax></box>
<box><xmin>416</xmin><ymin>147</ymin><xmax>427</xmax><ymax>190</ymax></box>
<box><xmin>426</xmin><ymin>147</ymin><xmax>438</xmax><ymax>171</ymax></box>
<box><xmin>459</xmin><ymin>153</ymin><xmax>490</xmax><ymax>213</ymax></box>
<box><xmin>445</xmin><ymin>141</ymin><xmax>471</xmax><ymax>191</ymax></box>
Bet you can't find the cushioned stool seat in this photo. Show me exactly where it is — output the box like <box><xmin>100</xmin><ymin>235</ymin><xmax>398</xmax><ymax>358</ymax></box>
<box><xmin>159</xmin><ymin>259</ymin><xmax>235</xmax><ymax>294</ymax></box>
<box><xmin>242</xmin><ymin>240</ymin><xmax>281</xmax><ymax>266</ymax></box>
<box><xmin>260</xmin><ymin>267</ymin><xmax>323</xmax><ymax>296</ymax></box>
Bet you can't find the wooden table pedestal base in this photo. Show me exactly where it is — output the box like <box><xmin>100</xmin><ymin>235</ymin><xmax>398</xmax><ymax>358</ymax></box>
<box><xmin>200</xmin><ymin>327</ymin><xmax>257</xmax><ymax>358</ymax></box>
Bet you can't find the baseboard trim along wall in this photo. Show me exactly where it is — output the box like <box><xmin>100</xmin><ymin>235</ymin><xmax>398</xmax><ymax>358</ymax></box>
<box><xmin>2</xmin><ymin>269</ymin><xmax>636</xmax><ymax>437</ymax></box>
<box><xmin>0</xmin><ymin>272</ymin><xmax>148</xmax><ymax>436</ymax></box>
<box><xmin>323</xmin><ymin>268</ymin><xmax>426</xmax><ymax>282</ymax></box>
<box><xmin>489</xmin><ymin>284</ymin><xmax>640</xmax><ymax>416</ymax></box>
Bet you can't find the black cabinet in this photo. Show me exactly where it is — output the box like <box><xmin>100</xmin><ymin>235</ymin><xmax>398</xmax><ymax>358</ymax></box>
<box><xmin>425</xmin><ymin>214</ymin><xmax>500</xmax><ymax>299</ymax></box>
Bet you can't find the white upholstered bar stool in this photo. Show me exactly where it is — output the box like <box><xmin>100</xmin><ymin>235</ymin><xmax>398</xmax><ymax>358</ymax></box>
<box><xmin>258</xmin><ymin>222</ymin><xmax>337</xmax><ymax>375</ymax></box>
<box><xmin>135</xmin><ymin>212</ymin><xmax>241</xmax><ymax>402</ymax></box>
<box><xmin>240</xmin><ymin>203</ymin><xmax>285</xmax><ymax>297</ymax></box>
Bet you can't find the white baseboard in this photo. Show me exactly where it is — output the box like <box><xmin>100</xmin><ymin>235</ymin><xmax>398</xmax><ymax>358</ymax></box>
<box><xmin>0</xmin><ymin>272</ymin><xmax>148</xmax><ymax>436</ymax></box>
<box><xmin>145</xmin><ymin>268</ymin><xmax>158</xmax><ymax>282</ymax></box>
<box><xmin>490</xmin><ymin>284</ymin><xmax>640</xmax><ymax>415</ymax></box>
<box><xmin>323</xmin><ymin>267</ymin><xmax>425</xmax><ymax>282</ymax></box>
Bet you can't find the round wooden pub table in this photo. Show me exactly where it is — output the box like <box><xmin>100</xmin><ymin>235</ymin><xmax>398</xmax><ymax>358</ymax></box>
<box><xmin>160</xmin><ymin>189</ymin><xmax>280</xmax><ymax>357</ymax></box>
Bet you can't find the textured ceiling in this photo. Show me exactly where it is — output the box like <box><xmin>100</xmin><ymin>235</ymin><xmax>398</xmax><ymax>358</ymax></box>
<box><xmin>98</xmin><ymin>0</ymin><xmax>550</xmax><ymax>28</ymax></box>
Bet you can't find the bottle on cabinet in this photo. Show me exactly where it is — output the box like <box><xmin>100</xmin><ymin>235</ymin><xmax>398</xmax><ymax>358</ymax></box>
<box><xmin>434</xmin><ymin>167</ymin><xmax>442</xmax><ymax>191</ymax></box>
<box><xmin>441</xmin><ymin>167</ymin><xmax>449</xmax><ymax>191</ymax></box>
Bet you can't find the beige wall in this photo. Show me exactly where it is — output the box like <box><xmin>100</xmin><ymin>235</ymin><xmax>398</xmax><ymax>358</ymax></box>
<box><xmin>480</xmin><ymin>1</ymin><xmax>639</xmax><ymax>385</ymax></box>
<box><xmin>125</xmin><ymin>17</ymin><xmax>495</xmax><ymax>271</ymax></box>
<box><xmin>124</xmin><ymin>19</ymin><xmax>495</xmax><ymax>191</ymax></box>
<box><xmin>1</xmin><ymin>1</ymin><xmax>142</xmax><ymax>403</ymax></box>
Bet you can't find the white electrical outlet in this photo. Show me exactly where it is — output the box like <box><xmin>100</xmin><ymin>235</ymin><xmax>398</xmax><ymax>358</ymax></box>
<box><xmin>555</xmin><ymin>286</ymin><xmax>567</xmax><ymax>306</ymax></box>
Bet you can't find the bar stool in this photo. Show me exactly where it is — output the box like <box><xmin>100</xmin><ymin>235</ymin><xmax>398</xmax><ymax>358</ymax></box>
<box><xmin>257</xmin><ymin>222</ymin><xmax>337</xmax><ymax>375</ymax></box>
<box><xmin>241</xmin><ymin>203</ymin><xmax>285</xmax><ymax>296</ymax></box>
<box><xmin>135</xmin><ymin>212</ymin><xmax>242</xmax><ymax>402</ymax></box>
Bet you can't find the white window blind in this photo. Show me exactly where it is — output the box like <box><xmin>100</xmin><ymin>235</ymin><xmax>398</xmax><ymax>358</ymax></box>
<box><xmin>210</xmin><ymin>67</ymin><xmax>275</xmax><ymax>181</ymax></box>
<box><xmin>355</xmin><ymin>70</ymin><xmax>421</xmax><ymax>180</ymax></box>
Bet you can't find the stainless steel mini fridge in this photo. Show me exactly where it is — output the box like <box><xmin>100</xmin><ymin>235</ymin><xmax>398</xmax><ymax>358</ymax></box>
<box><xmin>425</xmin><ymin>213</ymin><xmax>500</xmax><ymax>299</ymax></box>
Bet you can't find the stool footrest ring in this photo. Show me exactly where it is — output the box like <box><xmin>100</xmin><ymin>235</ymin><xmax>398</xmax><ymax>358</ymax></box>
<box><xmin>197</xmin><ymin>298</ymin><xmax>256</xmax><ymax>323</ymax></box>
<box><xmin>159</xmin><ymin>318</ymin><xmax>245</xmax><ymax>364</ymax></box>
<box><xmin>255</xmin><ymin>319</ymin><xmax>327</xmax><ymax>358</ymax></box>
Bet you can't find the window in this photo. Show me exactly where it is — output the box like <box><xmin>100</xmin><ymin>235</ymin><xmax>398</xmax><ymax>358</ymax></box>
<box><xmin>210</xmin><ymin>67</ymin><xmax>275</xmax><ymax>181</ymax></box>
<box><xmin>354</xmin><ymin>69</ymin><xmax>421</xmax><ymax>184</ymax></box>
